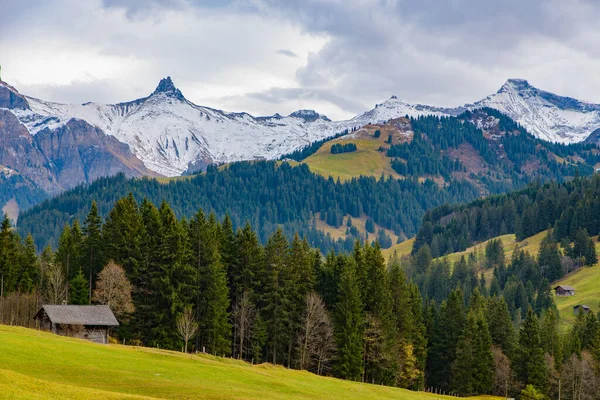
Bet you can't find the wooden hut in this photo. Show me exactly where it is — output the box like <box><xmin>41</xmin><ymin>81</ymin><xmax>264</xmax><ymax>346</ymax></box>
<box><xmin>34</xmin><ymin>305</ymin><xmax>118</xmax><ymax>344</ymax></box>
<box><xmin>553</xmin><ymin>285</ymin><xmax>575</xmax><ymax>296</ymax></box>
<box><xmin>574</xmin><ymin>305</ymin><xmax>591</xmax><ymax>315</ymax></box>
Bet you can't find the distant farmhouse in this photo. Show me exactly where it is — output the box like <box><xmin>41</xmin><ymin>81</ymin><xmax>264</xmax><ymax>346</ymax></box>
<box><xmin>34</xmin><ymin>305</ymin><xmax>118</xmax><ymax>344</ymax></box>
<box><xmin>574</xmin><ymin>305</ymin><xmax>591</xmax><ymax>315</ymax></box>
<box><xmin>553</xmin><ymin>285</ymin><xmax>575</xmax><ymax>296</ymax></box>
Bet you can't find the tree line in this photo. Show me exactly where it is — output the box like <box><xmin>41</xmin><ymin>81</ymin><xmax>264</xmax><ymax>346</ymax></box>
<box><xmin>330</xmin><ymin>143</ymin><xmax>357</xmax><ymax>154</ymax></box>
<box><xmin>18</xmin><ymin>162</ymin><xmax>480</xmax><ymax>254</ymax></box>
<box><xmin>414</xmin><ymin>173</ymin><xmax>600</xmax><ymax>265</ymax></box>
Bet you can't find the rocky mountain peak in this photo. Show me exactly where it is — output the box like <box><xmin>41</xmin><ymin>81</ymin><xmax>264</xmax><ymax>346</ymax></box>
<box><xmin>152</xmin><ymin>76</ymin><xmax>185</xmax><ymax>100</ymax></box>
<box><xmin>289</xmin><ymin>109</ymin><xmax>330</xmax><ymax>122</ymax></box>
<box><xmin>497</xmin><ymin>78</ymin><xmax>532</xmax><ymax>94</ymax></box>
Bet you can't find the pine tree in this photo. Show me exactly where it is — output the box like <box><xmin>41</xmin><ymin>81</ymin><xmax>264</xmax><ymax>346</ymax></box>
<box><xmin>16</xmin><ymin>235</ymin><xmax>39</xmax><ymax>293</ymax></box>
<box><xmin>537</xmin><ymin>232</ymin><xmax>562</xmax><ymax>282</ymax></box>
<box><xmin>153</xmin><ymin>201</ymin><xmax>196</xmax><ymax>349</ymax></box>
<box><xmin>69</xmin><ymin>268</ymin><xmax>89</xmax><ymax>305</ymax></box>
<box><xmin>55</xmin><ymin>224</ymin><xmax>73</xmax><ymax>289</ymax></box>
<box><xmin>515</xmin><ymin>308</ymin><xmax>547</xmax><ymax>392</ymax></box>
<box><xmin>286</xmin><ymin>234</ymin><xmax>315</xmax><ymax>366</ymax></box>
<box><xmin>427</xmin><ymin>288</ymin><xmax>466</xmax><ymax>391</ymax></box>
<box><xmin>362</xmin><ymin>242</ymin><xmax>396</xmax><ymax>384</ymax></box>
<box><xmin>334</xmin><ymin>257</ymin><xmax>364</xmax><ymax>381</ymax></box>
<box><xmin>204</xmin><ymin>259</ymin><xmax>231</xmax><ymax>356</ymax></box>
<box><xmin>539</xmin><ymin>308</ymin><xmax>562</xmax><ymax>364</ymax></box>
<box><xmin>486</xmin><ymin>296</ymin><xmax>516</xmax><ymax>359</ymax></box>
<box><xmin>133</xmin><ymin>198</ymin><xmax>163</xmax><ymax>345</ymax></box>
<box><xmin>83</xmin><ymin>200</ymin><xmax>103</xmax><ymax>303</ymax></box>
<box><xmin>102</xmin><ymin>193</ymin><xmax>143</xmax><ymax>277</ymax></box>
<box><xmin>234</xmin><ymin>222</ymin><xmax>264</xmax><ymax>299</ymax></box>
<box><xmin>262</xmin><ymin>228</ymin><xmax>291</xmax><ymax>364</ymax></box>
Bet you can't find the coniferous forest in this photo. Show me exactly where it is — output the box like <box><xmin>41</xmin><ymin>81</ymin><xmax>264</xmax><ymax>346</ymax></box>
<box><xmin>3</xmin><ymin>190</ymin><xmax>600</xmax><ymax>398</ymax></box>
<box><xmin>413</xmin><ymin>173</ymin><xmax>600</xmax><ymax>268</ymax></box>
<box><xmin>18</xmin><ymin>161</ymin><xmax>481</xmax><ymax>253</ymax></box>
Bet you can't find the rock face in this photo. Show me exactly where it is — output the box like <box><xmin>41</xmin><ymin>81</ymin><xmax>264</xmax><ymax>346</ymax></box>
<box><xmin>0</xmin><ymin>82</ymin><xmax>30</xmax><ymax>110</ymax></box>
<box><xmin>0</xmin><ymin>109</ymin><xmax>157</xmax><ymax>197</ymax></box>
<box><xmin>584</xmin><ymin>128</ymin><xmax>600</xmax><ymax>147</ymax></box>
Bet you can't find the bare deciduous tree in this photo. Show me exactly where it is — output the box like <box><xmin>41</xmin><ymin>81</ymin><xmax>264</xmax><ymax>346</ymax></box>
<box><xmin>176</xmin><ymin>306</ymin><xmax>198</xmax><ymax>353</ymax></box>
<box><xmin>44</xmin><ymin>261</ymin><xmax>67</xmax><ymax>305</ymax></box>
<box><xmin>232</xmin><ymin>290</ymin><xmax>256</xmax><ymax>360</ymax></box>
<box><xmin>561</xmin><ymin>351</ymin><xmax>600</xmax><ymax>400</ymax></box>
<box><xmin>92</xmin><ymin>261</ymin><xmax>134</xmax><ymax>317</ymax></box>
<box><xmin>296</xmin><ymin>292</ymin><xmax>336</xmax><ymax>373</ymax></box>
<box><xmin>491</xmin><ymin>346</ymin><xmax>512</xmax><ymax>397</ymax></box>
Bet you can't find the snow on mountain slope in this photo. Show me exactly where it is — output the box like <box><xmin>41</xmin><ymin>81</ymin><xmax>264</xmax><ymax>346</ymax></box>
<box><xmin>11</xmin><ymin>78</ymin><xmax>345</xmax><ymax>176</ymax></box>
<box><xmin>471</xmin><ymin>79</ymin><xmax>600</xmax><ymax>143</ymax></box>
<box><xmin>4</xmin><ymin>77</ymin><xmax>600</xmax><ymax>177</ymax></box>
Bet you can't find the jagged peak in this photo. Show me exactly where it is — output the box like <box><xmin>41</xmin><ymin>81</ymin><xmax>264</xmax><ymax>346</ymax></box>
<box><xmin>497</xmin><ymin>78</ymin><xmax>533</xmax><ymax>94</ymax></box>
<box><xmin>152</xmin><ymin>76</ymin><xmax>184</xmax><ymax>100</ymax></box>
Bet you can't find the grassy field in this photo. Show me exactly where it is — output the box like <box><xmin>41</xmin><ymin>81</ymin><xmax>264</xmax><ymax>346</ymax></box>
<box><xmin>0</xmin><ymin>326</ymin><xmax>500</xmax><ymax>400</ymax></box>
<box><xmin>382</xmin><ymin>238</ymin><xmax>415</xmax><ymax>260</ymax></box>
<box><xmin>553</xmin><ymin>239</ymin><xmax>600</xmax><ymax>327</ymax></box>
<box><xmin>303</xmin><ymin>137</ymin><xmax>401</xmax><ymax>181</ymax></box>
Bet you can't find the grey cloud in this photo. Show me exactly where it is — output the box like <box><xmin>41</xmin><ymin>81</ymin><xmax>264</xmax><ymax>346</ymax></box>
<box><xmin>245</xmin><ymin>87</ymin><xmax>366</xmax><ymax>115</ymax></box>
<box><xmin>5</xmin><ymin>0</ymin><xmax>600</xmax><ymax>120</ymax></box>
<box><xmin>276</xmin><ymin>49</ymin><xmax>298</xmax><ymax>58</ymax></box>
<box><xmin>100</xmin><ymin>0</ymin><xmax>237</xmax><ymax>16</ymax></box>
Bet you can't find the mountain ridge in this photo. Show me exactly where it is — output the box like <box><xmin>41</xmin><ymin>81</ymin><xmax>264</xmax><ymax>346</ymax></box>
<box><xmin>4</xmin><ymin>77</ymin><xmax>600</xmax><ymax>177</ymax></box>
<box><xmin>1</xmin><ymin>76</ymin><xmax>600</xmax><ymax>208</ymax></box>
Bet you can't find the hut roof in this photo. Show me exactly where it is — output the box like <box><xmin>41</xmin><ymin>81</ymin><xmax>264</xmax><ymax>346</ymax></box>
<box><xmin>574</xmin><ymin>304</ymin><xmax>590</xmax><ymax>310</ymax></box>
<box><xmin>554</xmin><ymin>285</ymin><xmax>575</xmax><ymax>291</ymax></box>
<box><xmin>35</xmin><ymin>305</ymin><xmax>119</xmax><ymax>326</ymax></box>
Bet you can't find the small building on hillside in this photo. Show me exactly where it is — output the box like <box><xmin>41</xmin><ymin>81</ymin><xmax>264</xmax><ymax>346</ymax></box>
<box><xmin>554</xmin><ymin>285</ymin><xmax>576</xmax><ymax>296</ymax></box>
<box><xmin>34</xmin><ymin>305</ymin><xmax>118</xmax><ymax>344</ymax></box>
<box><xmin>574</xmin><ymin>305</ymin><xmax>591</xmax><ymax>315</ymax></box>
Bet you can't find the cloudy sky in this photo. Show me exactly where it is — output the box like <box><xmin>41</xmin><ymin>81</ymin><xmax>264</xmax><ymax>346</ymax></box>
<box><xmin>2</xmin><ymin>0</ymin><xmax>600</xmax><ymax>120</ymax></box>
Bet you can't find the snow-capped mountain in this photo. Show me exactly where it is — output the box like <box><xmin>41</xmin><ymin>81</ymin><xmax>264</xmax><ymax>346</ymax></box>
<box><xmin>2</xmin><ymin>77</ymin><xmax>600</xmax><ymax>182</ymax></box>
<box><xmin>8</xmin><ymin>78</ymin><xmax>344</xmax><ymax>176</ymax></box>
<box><xmin>471</xmin><ymin>79</ymin><xmax>600</xmax><ymax>143</ymax></box>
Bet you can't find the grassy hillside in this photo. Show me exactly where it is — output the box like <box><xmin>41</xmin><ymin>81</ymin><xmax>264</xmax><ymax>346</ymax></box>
<box><xmin>302</xmin><ymin>122</ymin><xmax>410</xmax><ymax>181</ymax></box>
<box><xmin>554</xmin><ymin>265</ymin><xmax>600</xmax><ymax>327</ymax></box>
<box><xmin>0</xmin><ymin>326</ymin><xmax>499</xmax><ymax>400</ymax></box>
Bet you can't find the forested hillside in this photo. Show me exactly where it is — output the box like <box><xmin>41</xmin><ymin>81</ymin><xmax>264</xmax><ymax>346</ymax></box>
<box><xmin>14</xmin><ymin>108</ymin><xmax>600</xmax><ymax>253</ymax></box>
<box><xmin>17</xmin><ymin>162</ymin><xmax>480</xmax><ymax>252</ymax></box>
<box><xmin>292</xmin><ymin>109</ymin><xmax>599</xmax><ymax>190</ymax></box>
<box><xmin>413</xmin><ymin>173</ymin><xmax>600</xmax><ymax>267</ymax></box>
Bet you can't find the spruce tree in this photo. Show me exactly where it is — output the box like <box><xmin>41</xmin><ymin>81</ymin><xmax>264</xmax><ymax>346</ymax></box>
<box><xmin>334</xmin><ymin>257</ymin><xmax>364</xmax><ymax>381</ymax></box>
<box><xmin>516</xmin><ymin>308</ymin><xmax>547</xmax><ymax>392</ymax></box>
<box><xmin>451</xmin><ymin>310</ymin><xmax>494</xmax><ymax>396</ymax></box>
<box><xmin>83</xmin><ymin>200</ymin><xmax>103</xmax><ymax>302</ymax></box>
<box><xmin>204</xmin><ymin>259</ymin><xmax>231</xmax><ymax>356</ymax></box>
<box><xmin>17</xmin><ymin>235</ymin><xmax>39</xmax><ymax>293</ymax></box>
<box><xmin>537</xmin><ymin>232</ymin><xmax>562</xmax><ymax>282</ymax></box>
<box><xmin>486</xmin><ymin>296</ymin><xmax>516</xmax><ymax>359</ymax></box>
<box><xmin>262</xmin><ymin>228</ymin><xmax>291</xmax><ymax>364</ymax></box>
<box><xmin>102</xmin><ymin>193</ymin><xmax>143</xmax><ymax>277</ymax></box>
<box><xmin>427</xmin><ymin>288</ymin><xmax>466</xmax><ymax>391</ymax></box>
<box><xmin>69</xmin><ymin>268</ymin><xmax>89</xmax><ymax>305</ymax></box>
<box><xmin>234</xmin><ymin>222</ymin><xmax>264</xmax><ymax>299</ymax></box>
